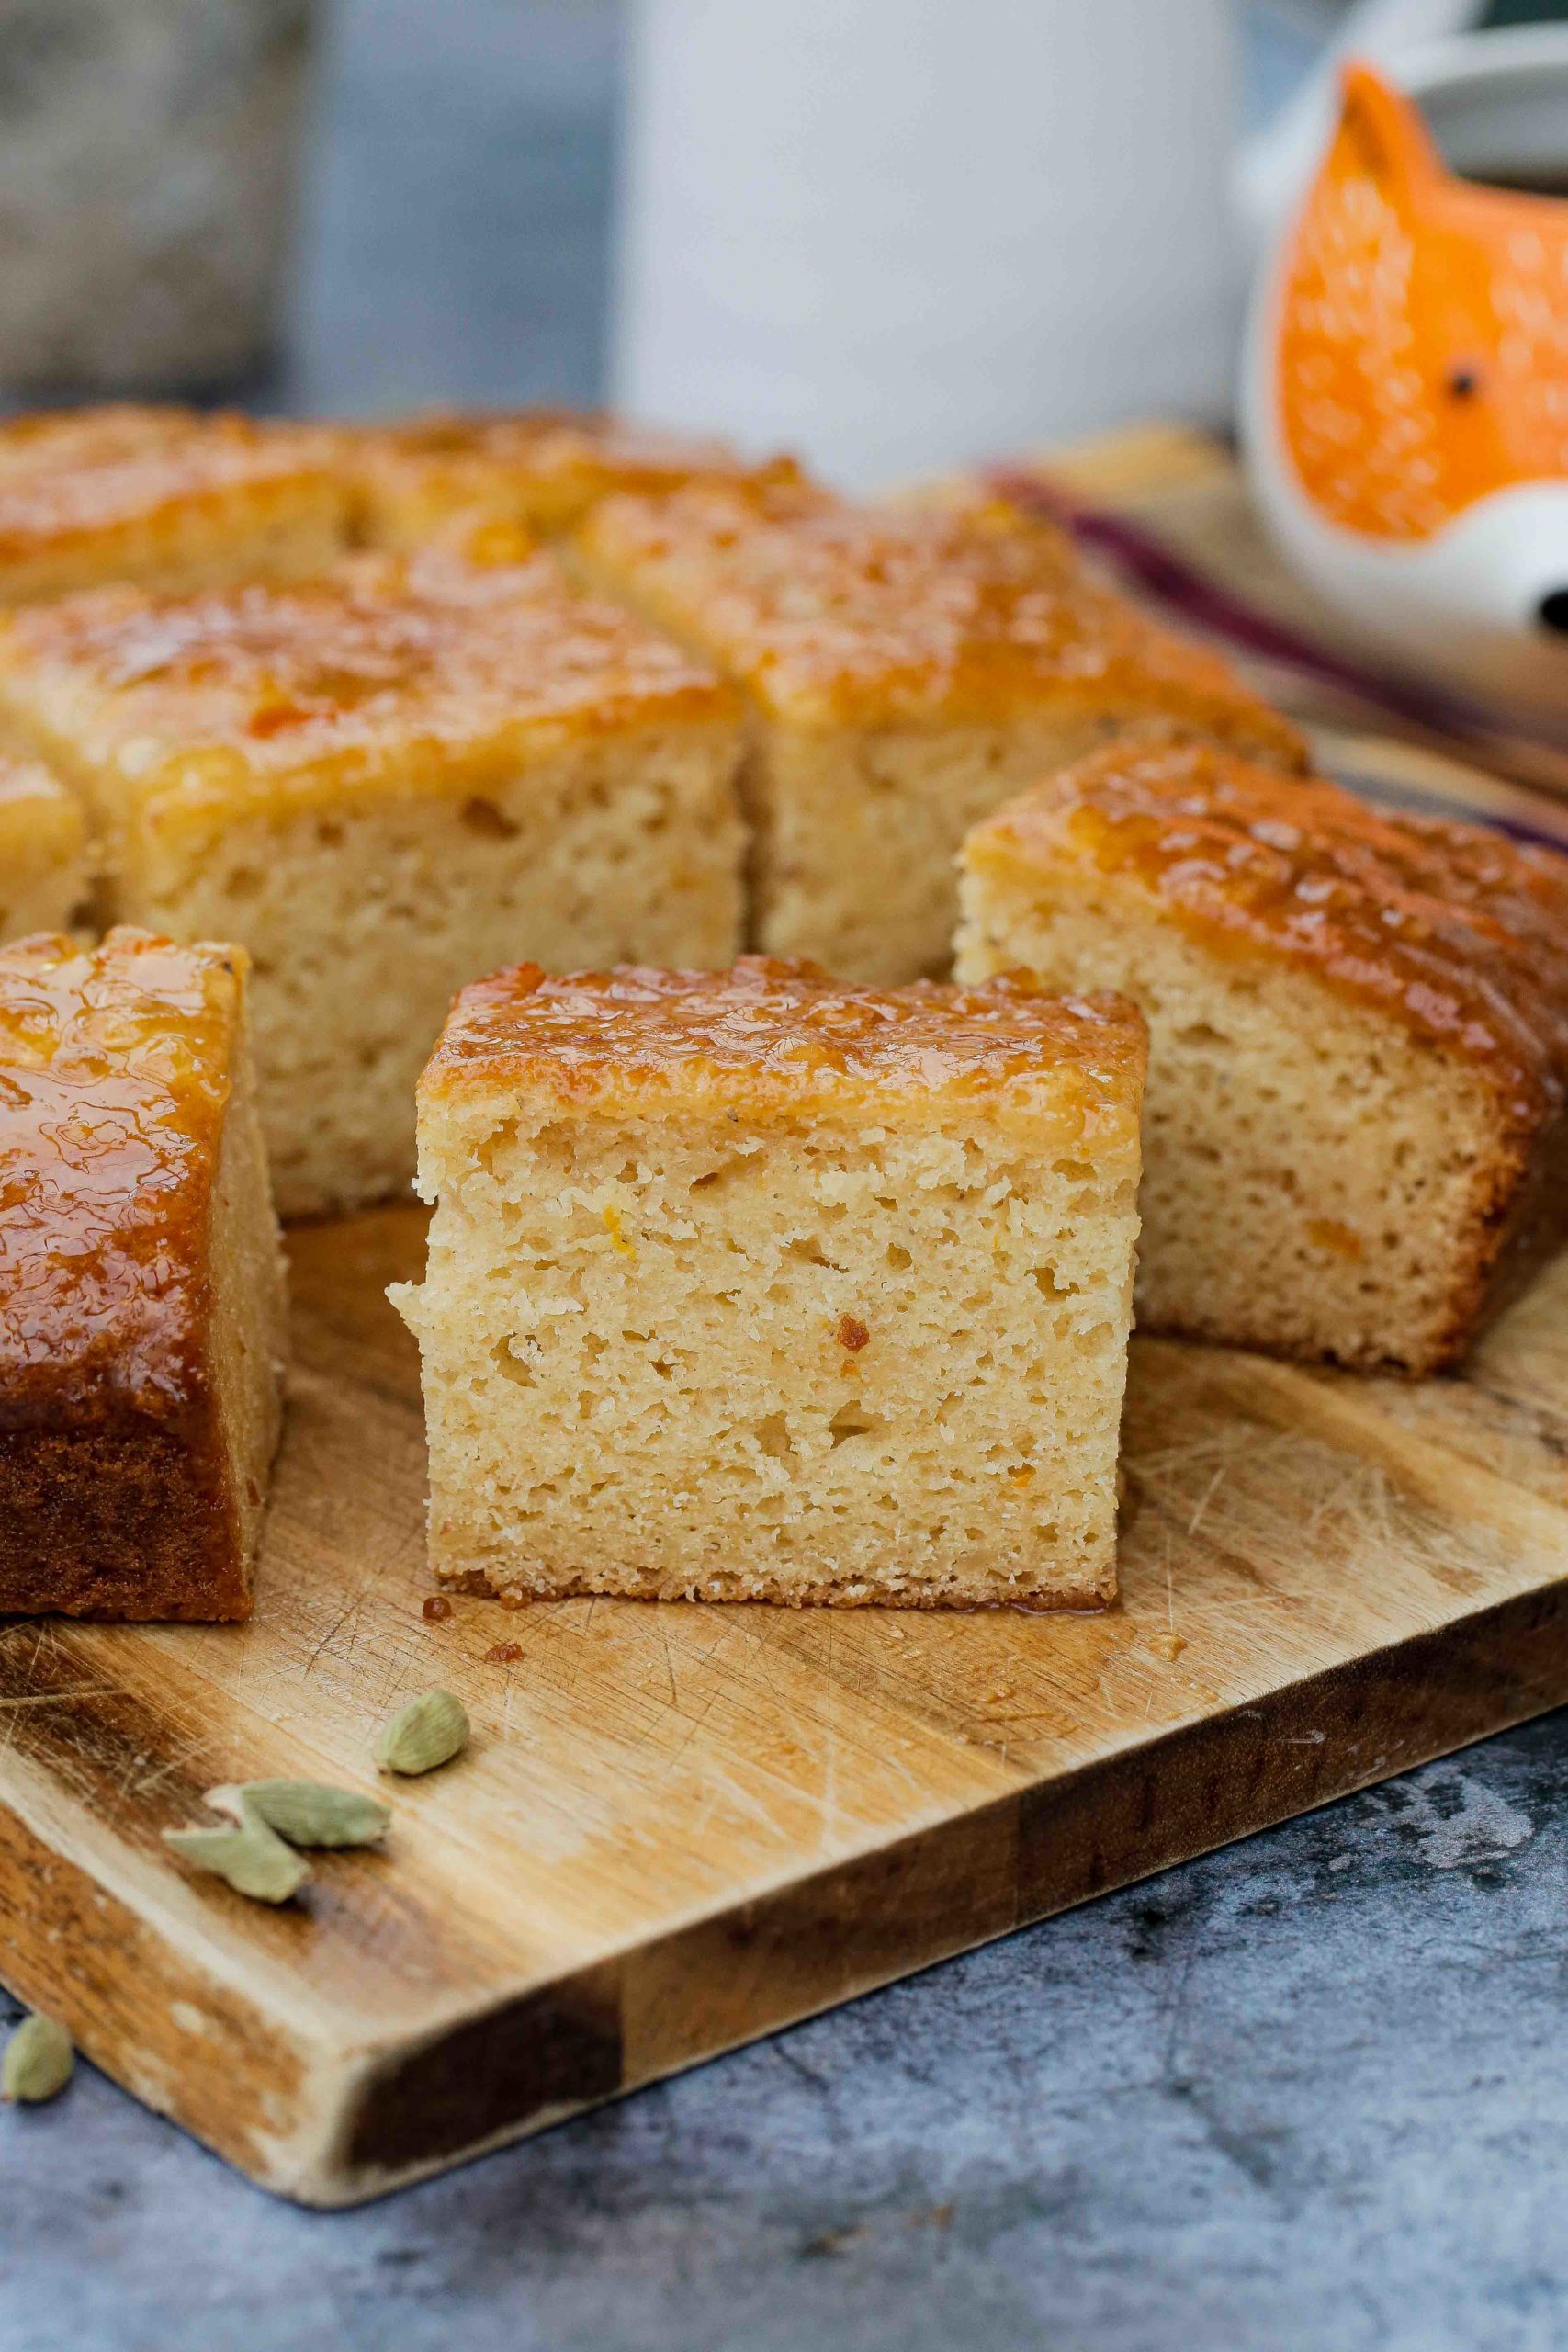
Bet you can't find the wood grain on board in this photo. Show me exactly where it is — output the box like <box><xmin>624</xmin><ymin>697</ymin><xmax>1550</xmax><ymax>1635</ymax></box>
<box><xmin>4</xmin><ymin>1203</ymin><xmax>1568</xmax><ymax>2206</ymax></box>
<box><xmin>4</xmin><ymin>434</ymin><xmax>1568</xmax><ymax>2207</ymax></box>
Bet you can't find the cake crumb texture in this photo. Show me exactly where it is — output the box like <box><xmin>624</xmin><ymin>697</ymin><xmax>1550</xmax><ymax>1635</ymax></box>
<box><xmin>957</xmin><ymin>740</ymin><xmax>1568</xmax><ymax>1372</ymax></box>
<box><xmin>577</xmin><ymin>487</ymin><xmax>1306</xmax><ymax>981</ymax></box>
<box><xmin>0</xmin><ymin>548</ymin><xmax>747</xmax><ymax>1215</ymax></box>
<box><xmin>395</xmin><ymin>957</ymin><xmax>1145</xmax><ymax>1608</ymax></box>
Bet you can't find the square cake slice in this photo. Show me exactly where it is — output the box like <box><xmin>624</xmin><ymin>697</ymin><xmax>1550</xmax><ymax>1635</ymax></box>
<box><xmin>0</xmin><ymin>405</ymin><xmax>350</xmax><ymax>605</ymax></box>
<box><xmin>0</xmin><ymin>543</ymin><xmax>746</xmax><ymax>1216</ymax></box>
<box><xmin>348</xmin><ymin>408</ymin><xmax>804</xmax><ymax>548</ymax></box>
<box><xmin>0</xmin><ymin>927</ymin><xmax>287</xmax><ymax>1618</ymax></box>
<box><xmin>574</xmin><ymin>485</ymin><xmax>1308</xmax><ymax>984</ymax></box>
<box><xmin>392</xmin><ymin>956</ymin><xmax>1146</xmax><ymax>1609</ymax></box>
<box><xmin>0</xmin><ymin>755</ymin><xmax>90</xmax><ymax>944</ymax></box>
<box><xmin>956</xmin><ymin>740</ymin><xmax>1568</xmax><ymax>1374</ymax></box>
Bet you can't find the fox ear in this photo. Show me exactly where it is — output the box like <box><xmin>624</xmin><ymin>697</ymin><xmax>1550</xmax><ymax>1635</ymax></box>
<box><xmin>1337</xmin><ymin>60</ymin><xmax>1445</xmax><ymax>207</ymax></box>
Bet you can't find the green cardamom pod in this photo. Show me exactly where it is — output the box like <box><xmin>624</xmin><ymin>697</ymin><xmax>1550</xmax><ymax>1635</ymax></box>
<box><xmin>163</xmin><ymin>1816</ymin><xmax>310</xmax><ymax>1904</ymax></box>
<box><xmin>207</xmin><ymin>1780</ymin><xmax>391</xmax><ymax>1849</ymax></box>
<box><xmin>372</xmin><ymin>1688</ymin><xmax>469</xmax><ymax>1776</ymax></box>
<box><xmin>1</xmin><ymin>2012</ymin><xmax>73</xmax><ymax>2104</ymax></box>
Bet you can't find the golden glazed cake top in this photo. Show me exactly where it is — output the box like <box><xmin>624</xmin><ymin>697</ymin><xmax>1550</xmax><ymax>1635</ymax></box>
<box><xmin>0</xmin><ymin>927</ymin><xmax>242</xmax><ymax>1433</ymax></box>
<box><xmin>0</xmin><ymin>544</ymin><xmax>739</xmax><ymax>840</ymax></box>
<box><xmin>578</xmin><ymin>484</ymin><xmax>1307</xmax><ymax>753</ymax></box>
<box><xmin>423</xmin><ymin>955</ymin><xmax>1147</xmax><ymax>1150</ymax></box>
<box><xmin>0</xmin><ymin>405</ymin><xmax>347</xmax><ymax>582</ymax></box>
<box><xmin>967</xmin><ymin>740</ymin><xmax>1568</xmax><ymax>1135</ymax></box>
<box><xmin>349</xmin><ymin>408</ymin><xmax>807</xmax><ymax>542</ymax></box>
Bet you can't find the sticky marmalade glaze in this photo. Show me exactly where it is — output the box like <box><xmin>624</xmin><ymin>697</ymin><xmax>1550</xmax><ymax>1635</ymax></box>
<box><xmin>0</xmin><ymin>927</ymin><xmax>239</xmax><ymax>1430</ymax></box>
<box><xmin>424</xmin><ymin>956</ymin><xmax>1148</xmax><ymax>1144</ymax></box>
<box><xmin>971</xmin><ymin>740</ymin><xmax>1568</xmax><ymax>1134</ymax></box>
<box><xmin>0</xmin><ymin>405</ymin><xmax>344</xmax><ymax>560</ymax></box>
<box><xmin>351</xmin><ymin>409</ymin><xmax>799</xmax><ymax>537</ymax></box>
<box><xmin>0</xmin><ymin>549</ymin><xmax>738</xmax><ymax>826</ymax></box>
<box><xmin>578</xmin><ymin>484</ymin><xmax>1306</xmax><ymax>760</ymax></box>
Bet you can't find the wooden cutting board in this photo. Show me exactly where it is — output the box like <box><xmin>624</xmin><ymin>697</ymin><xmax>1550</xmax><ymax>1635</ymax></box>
<box><xmin>6</xmin><ymin>434</ymin><xmax>1568</xmax><ymax>2209</ymax></box>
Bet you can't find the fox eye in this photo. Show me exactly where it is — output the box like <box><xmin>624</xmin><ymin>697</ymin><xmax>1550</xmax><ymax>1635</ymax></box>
<box><xmin>1447</xmin><ymin>365</ymin><xmax>1481</xmax><ymax>400</ymax></box>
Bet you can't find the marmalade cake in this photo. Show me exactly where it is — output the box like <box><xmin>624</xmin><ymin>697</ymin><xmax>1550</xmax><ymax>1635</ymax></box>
<box><xmin>0</xmin><ymin>405</ymin><xmax>349</xmax><ymax>605</ymax></box>
<box><xmin>956</xmin><ymin>741</ymin><xmax>1568</xmax><ymax>1373</ymax></box>
<box><xmin>574</xmin><ymin>485</ymin><xmax>1308</xmax><ymax>983</ymax></box>
<box><xmin>391</xmin><ymin>956</ymin><xmax>1146</xmax><ymax>1609</ymax></box>
<box><xmin>0</xmin><ymin>754</ymin><xmax>89</xmax><ymax>944</ymax></box>
<box><xmin>348</xmin><ymin>409</ymin><xmax>804</xmax><ymax>548</ymax></box>
<box><xmin>0</xmin><ymin>927</ymin><xmax>286</xmax><ymax>1619</ymax></box>
<box><xmin>0</xmin><ymin>541</ymin><xmax>746</xmax><ymax>1216</ymax></box>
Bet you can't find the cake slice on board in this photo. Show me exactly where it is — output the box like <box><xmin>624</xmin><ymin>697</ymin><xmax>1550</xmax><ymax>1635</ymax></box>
<box><xmin>0</xmin><ymin>541</ymin><xmax>747</xmax><ymax>1216</ymax></box>
<box><xmin>575</xmin><ymin>484</ymin><xmax>1307</xmax><ymax>984</ymax></box>
<box><xmin>392</xmin><ymin>956</ymin><xmax>1146</xmax><ymax>1610</ymax></box>
<box><xmin>0</xmin><ymin>927</ymin><xmax>286</xmax><ymax>1619</ymax></box>
<box><xmin>956</xmin><ymin>740</ymin><xmax>1568</xmax><ymax>1374</ymax></box>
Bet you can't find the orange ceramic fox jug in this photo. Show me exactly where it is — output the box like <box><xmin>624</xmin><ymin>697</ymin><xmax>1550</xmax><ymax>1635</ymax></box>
<box><xmin>1244</xmin><ymin>59</ymin><xmax>1568</xmax><ymax>716</ymax></box>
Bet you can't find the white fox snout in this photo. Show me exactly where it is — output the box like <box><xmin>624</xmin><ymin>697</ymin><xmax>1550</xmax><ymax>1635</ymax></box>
<box><xmin>1250</xmin><ymin>458</ymin><xmax>1568</xmax><ymax>714</ymax></box>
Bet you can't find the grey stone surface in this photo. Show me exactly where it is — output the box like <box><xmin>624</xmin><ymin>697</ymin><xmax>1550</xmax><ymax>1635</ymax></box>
<box><xmin>6</xmin><ymin>1724</ymin><xmax>1568</xmax><ymax>2352</ymax></box>
<box><xmin>6</xmin><ymin>7</ymin><xmax>1568</xmax><ymax>2347</ymax></box>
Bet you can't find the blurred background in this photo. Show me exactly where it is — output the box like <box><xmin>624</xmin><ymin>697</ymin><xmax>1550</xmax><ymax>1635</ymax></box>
<box><xmin>3</xmin><ymin>0</ymin><xmax>1565</xmax><ymax>463</ymax></box>
<box><xmin>291</xmin><ymin>0</ymin><xmax>1568</xmax><ymax>439</ymax></box>
<box><xmin>287</xmin><ymin>0</ymin><xmax>620</xmax><ymax>415</ymax></box>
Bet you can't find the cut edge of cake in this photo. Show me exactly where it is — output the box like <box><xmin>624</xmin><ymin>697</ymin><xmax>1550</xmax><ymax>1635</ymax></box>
<box><xmin>0</xmin><ymin>552</ymin><xmax>750</xmax><ymax>1217</ymax></box>
<box><xmin>393</xmin><ymin>958</ymin><xmax>1146</xmax><ymax>1610</ymax></box>
<box><xmin>573</xmin><ymin>487</ymin><xmax>1308</xmax><ymax>983</ymax></box>
<box><xmin>956</xmin><ymin>741</ymin><xmax>1568</xmax><ymax>1374</ymax></box>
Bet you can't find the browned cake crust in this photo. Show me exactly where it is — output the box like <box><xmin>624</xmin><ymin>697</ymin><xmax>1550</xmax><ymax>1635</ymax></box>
<box><xmin>0</xmin><ymin>541</ymin><xmax>741</xmax><ymax>844</ymax></box>
<box><xmin>575</xmin><ymin>484</ymin><xmax>1309</xmax><ymax>756</ymax></box>
<box><xmin>0</xmin><ymin>541</ymin><xmax>748</xmax><ymax>1216</ymax></box>
<box><xmin>962</xmin><ymin>740</ymin><xmax>1568</xmax><ymax>1367</ymax></box>
<box><xmin>0</xmin><ymin>404</ymin><xmax>350</xmax><ymax>603</ymax></box>
<box><xmin>966</xmin><ymin>741</ymin><xmax>1568</xmax><ymax>1142</ymax></box>
<box><xmin>425</xmin><ymin>954</ymin><xmax>1147</xmax><ymax>1142</ymax></box>
<box><xmin>0</xmin><ymin>927</ymin><xmax>282</xmax><ymax>1618</ymax></box>
<box><xmin>348</xmin><ymin>408</ymin><xmax>807</xmax><ymax>546</ymax></box>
